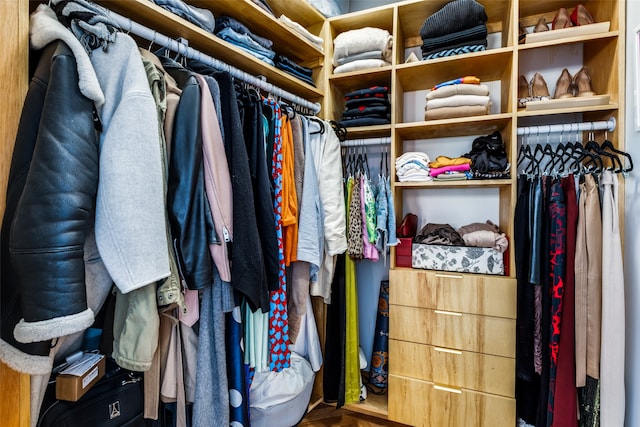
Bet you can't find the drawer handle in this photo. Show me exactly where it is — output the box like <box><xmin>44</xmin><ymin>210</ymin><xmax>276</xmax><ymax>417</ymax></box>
<box><xmin>435</xmin><ymin>273</ymin><xmax>464</xmax><ymax>279</ymax></box>
<box><xmin>434</xmin><ymin>310</ymin><xmax>462</xmax><ymax>317</ymax></box>
<box><xmin>434</xmin><ymin>384</ymin><xmax>462</xmax><ymax>394</ymax></box>
<box><xmin>434</xmin><ymin>347</ymin><xmax>462</xmax><ymax>355</ymax></box>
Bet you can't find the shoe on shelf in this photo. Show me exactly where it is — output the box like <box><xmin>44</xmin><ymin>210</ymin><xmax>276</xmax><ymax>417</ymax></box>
<box><xmin>553</xmin><ymin>68</ymin><xmax>576</xmax><ymax>99</ymax></box>
<box><xmin>519</xmin><ymin>21</ymin><xmax>528</xmax><ymax>43</ymax></box>
<box><xmin>534</xmin><ymin>17</ymin><xmax>549</xmax><ymax>33</ymax></box>
<box><xmin>518</xmin><ymin>75</ymin><xmax>530</xmax><ymax>98</ymax></box>
<box><xmin>573</xmin><ymin>66</ymin><xmax>595</xmax><ymax>97</ymax></box>
<box><xmin>530</xmin><ymin>73</ymin><xmax>550</xmax><ymax>99</ymax></box>
<box><xmin>552</xmin><ymin>7</ymin><xmax>573</xmax><ymax>30</ymax></box>
<box><xmin>570</xmin><ymin>4</ymin><xmax>595</xmax><ymax>26</ymax></box>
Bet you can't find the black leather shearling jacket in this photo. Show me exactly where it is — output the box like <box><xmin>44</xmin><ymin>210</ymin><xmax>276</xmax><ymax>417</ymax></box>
<box><xmin>0</xmin><ymin>41</ymin><xmax>100</xmax><ymax>372</ymax></box>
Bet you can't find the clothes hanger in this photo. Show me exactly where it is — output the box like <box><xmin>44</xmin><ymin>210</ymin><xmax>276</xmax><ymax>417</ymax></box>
<box><xmin>600</xmin><ymin>130</ymin><xmax>633</xmax><ymax>174</ymax></box>
<box><xmin>309</xmin><ymin>116</ymin><xmax>325</xmax><ymax>134</ymax></box>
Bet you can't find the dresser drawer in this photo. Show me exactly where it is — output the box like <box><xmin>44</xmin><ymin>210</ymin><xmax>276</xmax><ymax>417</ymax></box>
<box><xmin>389</xmin><ymin>269</ymin><xmax>516</xmax><ymax>319</ymax></box>
<box><xmin>388</xmin><ymin>375</ymin><xmax>516</xmax><ymax>427</ymax></box>
<box><xmin>389</xmin><ymin>339</ymin><xmax>515</xmax><ymax>397</ymax></box>
<box><xmin>389</xmin><ymin>306</ymin><xmax>515</xmax><ymax>357</ymax></box>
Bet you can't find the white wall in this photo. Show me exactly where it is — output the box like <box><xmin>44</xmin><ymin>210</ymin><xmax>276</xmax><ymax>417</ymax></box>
<box><xmin>624</xmin><ymin>1</ymin><xmax>640</xmax><ymax>426</ymax></box>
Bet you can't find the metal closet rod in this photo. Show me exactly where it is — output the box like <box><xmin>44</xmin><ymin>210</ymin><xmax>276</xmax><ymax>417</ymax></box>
<box><xmin>516</xmin><ymin>117</ymin><xmax>616</xmax><ymax>136</ymax></box>
<box><xmin>103</xmin><ymin>8</ymin><xmax>322</xmax><ymax>114</ymax></box>
<box><xmin>340</xmin><ymin>137</ymin><xmax>391</xmax><ymax>147</ymax></box>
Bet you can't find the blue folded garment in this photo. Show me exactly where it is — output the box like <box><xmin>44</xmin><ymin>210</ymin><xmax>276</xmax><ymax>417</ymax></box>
<box><xmin>215</xmin><ymin>15</ymin><xmax>273</xmax><ymax>49</ymax></box>
<box><xmin>150</xmin><ymin>0</ymin><xmax>215</xmax><ymax>33</ymax></box>
<box><xmin>216</xmin><ymin>27</ymin><xmax>276</xmax><ymax>61</ymax></box>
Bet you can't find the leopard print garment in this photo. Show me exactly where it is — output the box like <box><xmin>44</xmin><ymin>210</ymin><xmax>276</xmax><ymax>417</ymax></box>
<box><xmin>347</xmin><ymin>176</ymin><xmax>364</xmax><ymax>260</ymax></box>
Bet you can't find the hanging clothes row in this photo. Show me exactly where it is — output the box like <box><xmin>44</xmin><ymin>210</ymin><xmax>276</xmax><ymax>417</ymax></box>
<box><xmin>514</xmin><ymin>129</ymin><xmax>631</xmax><ymax>427</ymax></box>
<box><xmin>0</xmin><ymin>2</ymin><xmax>348</xmax><ymax>427</ymax></box>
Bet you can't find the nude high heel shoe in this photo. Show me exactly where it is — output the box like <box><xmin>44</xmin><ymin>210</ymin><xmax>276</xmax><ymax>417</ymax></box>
<box><xmin>530</xmin><ymin>73</ymin><xmax>550</xmax><ymax>99</ymax></box>
<box><xmin>570</xmin><ymin>4</ymin><xmax>595</xmax><ymax>26</ymax></box>
<box><xmin>573</xmin><ymin>66</ymin><xmax>595</xmax><ymax>97</ymax></box>
<box><xmin>553</xmin><ymin>68</ymin><xmax>575</xmax><ymax>99</ymax></box>
<box><xmin>534</xmin><ymin>17</ymin><xmax>549</xmax><ymax>33</ymax></box>
<box><xmin>552</xmin><ymin>7</ymin><xmax>573</xmax><ymax>30</ymax></box>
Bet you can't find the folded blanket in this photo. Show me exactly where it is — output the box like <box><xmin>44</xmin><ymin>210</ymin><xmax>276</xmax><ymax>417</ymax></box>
<box><xmin>426</xmin><ymin>94</ymin><xmax>490</xmax><ymax>110</ymax></box>
<box><xmin>334</xmin><ymin>59</ymin><xmax>390</xmax><ymax>74</ymax></box>
<box><xmin>420</xmin><ymin>0</ymin><xmax>487</xmax><ymax>39</ymax></box>
<box><xmin>279</xmin><ymin>15</ymin><xmax>324</xmax><ymax>50</ymax></box>
<box><xmin>421</xmin><ymin>24</ymin><xmax>487</xmax><ymax>52</ymax></box>
<box><xmin>423</xmin><ymin>44</ymin><xmax>486</xmax><ymax>60</ymax></box>
<box><xmin>429</xmin><ymin>163</ymin><xmax>471</xmax><ymax>177</ymax></box>
<box><xmin>426</xmin><ymin>84</ymin><xmax>489</xmax><ymax>100</ymax></box>
<box><xmin>336</xmin><ymin>50</ymin><xmax>386</xmax><ymax>66</ymax></box>
<box><xmin>424</xmin><ymin>104</ymin><xmax>490</xmax><ymax>120</ymax></box>
<box><xmin>333</xmin><ymin>27</ymin><xmax>392</xmax><ymax>66</ymax></box>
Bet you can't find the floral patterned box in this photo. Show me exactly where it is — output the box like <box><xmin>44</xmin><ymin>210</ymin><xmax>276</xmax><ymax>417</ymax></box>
<box><xmin>411</xmin><ymin>243</ymin><xmax>505</xmax><ymax>275</ymax></box>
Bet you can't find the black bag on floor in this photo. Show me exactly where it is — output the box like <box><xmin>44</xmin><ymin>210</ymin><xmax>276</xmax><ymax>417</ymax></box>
<box><xmin>38</xmin><ymin>363</ymin><xmax>145</xmax><ymax>427</ymax></box>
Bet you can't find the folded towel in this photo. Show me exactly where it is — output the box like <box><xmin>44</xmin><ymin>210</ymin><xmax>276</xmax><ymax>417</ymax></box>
<box><xmin>336</xmin><ymin>50</ymin><xmax>386</xmax><ymax>66</ymax></box>
<box><xmin>426</xmin><ymin>84</ymin><xmax>489</xmax><ymax>100</ymax></box>
<box><xmin>334</xmin><ymin>59</ymin><xmax>390</xmax><ymax>74</ymax></box>
<box><xmin>279</xmin><ymin>14</ymin><xmax>324</xmax><ymax>50</ymax></box>
<box><xmin>333</xmin><ymin>27</ymin><xmax>393</xmax><ymax>66</ymax></box>
<box><xmin>420</xmin><ymin>0</ymin><xmax>487</xmax><ymax>40</ymax></box>
<box><xmin>426</xmin><ymin>94</ymin><xmax>491</xmax><ymax>110</ymax></box>
<box><xmin>424</xmin><ymin>104</ymin><xmax>490</xmax><ymax>120</ymax></box>
<box><xmin>421</xmin><ymin>24</ymin><xmax>487</xmax><ymax>52</ymax></box>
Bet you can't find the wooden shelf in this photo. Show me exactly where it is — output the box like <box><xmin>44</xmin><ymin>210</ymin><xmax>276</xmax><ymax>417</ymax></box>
<box><xmin>267</xmin><ymin>0</ymin><xmax>325</xmax><ymax>29</ymax></box>
<box><xmin>396</xmin><ymin>114</ymin><xmax>512</xmax><ymax>140</ymax></box>
<box><xmin>97</xmin><ymin>0</ymin><xmax>323</xmax><ymax>101</ymax></box>
<box><xmin>519</xmin><ymin>30</ymin><xmax>618</xmax><ymax>51</ymax></box>
<box><xmin>395</xmin><ymin>179</ymin><xmax>512</xmax><ymax>189</ymax></box>
<box><xmin>395</xmin><ymin>48</ymin><xmax>513</xmax><ymax>92</ymax></box>
<box><xmin>345</xmin><ymin>125</ymin><xmax>392</xmax><ymax>139</ymax></box>
<box><xmin>517</xmin><ymin>102</ymin><xmax>618</xmax><ymax>117</ymax></box>
<box><xmin>327</xmin><ymin>6</ymin><xmax>394</xmax><ymax>34</ymax></box>
<box><xmin>329</xmin><ymin>67</ymin><xmax>392</xmax><ymax>93</ymax></box>
<box><xmin>343</xmin><ymin>392</ymin><xmax>389</xmax><ymax>419</ymax></box>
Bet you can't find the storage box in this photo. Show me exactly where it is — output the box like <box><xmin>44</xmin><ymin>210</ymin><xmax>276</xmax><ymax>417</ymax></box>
<box><xmin>395</xmin><ymin>237</ymin><xmax>413</xmax><ymax>268</ymax></box>
<box><xmin>411</xmin><ymin>243</ymin><xmax>504</xmax><ymax>275</ymax></box>
<box><xmin>56</xmin><ymin>353</ymin><xmax>106</xmax><ymax>402</ymax></box>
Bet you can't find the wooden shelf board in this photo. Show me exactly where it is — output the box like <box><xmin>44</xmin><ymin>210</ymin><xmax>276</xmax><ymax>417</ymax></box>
<box><xmin>517</xmin><ymin>102</ymin><xmax>618</xmax><ymax>117</ymax></box>
<box><xmin>343</xmin><ymin>392</ymin><xmax>389</xmax><ymax>418</ymax></box>
<box><xmin>395</xmin><ymin>48</ymin><xmax>513</xmax><ymax>91</ymax></box>
<box><xmin>519</xmin><ymin>29</ymin><xmax>618</xmax><ymax>51</ymax></box>
<box><xmin>97</xmin><ymin>0</ymin><xmax>323</xmax><ymax>101</ymax></box>
<box><xmin>395</xmin><ymin>114</ymin><xmax>512</xmax><ymax>140</ymax></box>
<box><xmin>267</xmin><ymin>0</ymin><xmax>325</xmax><ymax>28</ymax></box>
<box><xmin>395</xmin><ymin>179</ymin><xmax>512</xmax><ymax>189</ymax></box>
<box><xmin>198</xmin><ymin>0</ymin><xmax>324</xmax><ymax>63</ymax></box>
<box><xmin>329</xmin><ymin>68</ymin><xmax>393</xmax><ymax>93</ymax></box>
<box><xmin>328</xmin><ymin>6</ymin><xmax>394</xmax><ymax>33</ymax></box>
<box><xmin>345</xmin><ymin>125</ymin><xmax>392</xmax><ymax>139</ymax></box>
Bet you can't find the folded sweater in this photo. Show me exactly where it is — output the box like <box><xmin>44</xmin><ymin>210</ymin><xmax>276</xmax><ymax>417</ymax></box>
<box><xmin>421</xmin><ymin>24</ymin><xmax>487</xmax><ymax>52</ymax></box>
<box><xmin>426</xmin><ymin>83</ymin><xmax>489</xmax><ymax>100</ymax></box>
<box><xmin>429</xmin><ymin>156</ymin><xmax>472</xmax><ymax>168</ymax></box>
<box><xmin>333</xmin><ymin>27</ymin><xmax>393</xmax><ymax>66</ymax></box>
<box><xmin>279</xmin><ymin>14</ymin><xmax>324</xmax><ymax>50</ymax></box>
<box><xmin>334</xmin><ymin>59</ymin><xmax>390</xmax><ymax>74</ymax></box>
<box><xmin>429</xmin><ymin>163</ymin><xmax>471</xmax><ymax>177</ymax></box>
<box><xmin>426</xmin><ymin>94</ymin><xmax>491</xmax><ymax>110</ymax></box>
<box><xmin>424</xmin><ymin>104</ymin><xmax>490</xmax><ymax>120</ymax></box>
<box><xmin>419</xmin><ymin>0</ymin><xmax>487</xmax><ymax>39</ymax></box>
<box><xmin>336</xmin><ymin>50</ymin><xmax>386</xmax><ymax>66</ymax></box>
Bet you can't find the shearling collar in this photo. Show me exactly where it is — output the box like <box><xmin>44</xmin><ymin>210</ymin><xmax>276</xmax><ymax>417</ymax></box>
<box><xmin>29</xmin><ymin>4</ymin><xmax>105</xmax><ymax>106</ymax></box>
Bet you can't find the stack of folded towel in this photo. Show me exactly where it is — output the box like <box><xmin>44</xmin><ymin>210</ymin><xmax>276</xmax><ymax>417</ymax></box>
<box><xmin>428</xmin><ymin>156</ymin><xmax>472</xmax><ymax>181</ymax></box>
<box><xmin>215</xmin><ymin>16</ymin><xmax>275</xmax><ymax>65</ymax></box>
<box><xmin>333</xmin><ymin>27</ymin><xmax>392</xmax><ymax>74</ymax></box>
<box><xmin>279</xmin><ymin>15</ymin><xmax>324</xmax><ymax>52</ymax></box>
<box><xmin>149</xmin><ymin>0</ymin><xmax>215</xmax><ymax>33</ymax></box>
<box><xmin>395</xmin><ymin>152</ymin><xmax>432</xmax><ymax>182</ymax></box>
<box><xmin>276</xmin><ymin>55</ymin><xmax>315</xmax><ymax>86</ymax></box>
<box><xmin>339</xmin><ymin>86</ymin><xmax>391</xmax><ymax>127</ymax></box>
<box><xmin>424</xmin><ymin>76</ymin><xmax>491</xmax><ymax>120</ymax></box>
<box><xmin>419</xmin><ymin>0</ymin><xmax>488</xmax><ymax>60</ymax></box>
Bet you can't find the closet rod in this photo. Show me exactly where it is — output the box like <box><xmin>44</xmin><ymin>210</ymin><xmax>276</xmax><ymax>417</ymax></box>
<box><xmin>103</xmin><ymin>8</ymin><xmax>322</xmax><ymax>114</ymax></box>
<box><xmin>340</xmin><ymin>137</ymin><xmax>391</xmax><ymax>147</ymax></box>
<box><xmin>516</xmin><ymin>117</ymin><xmax>616</xmax><ymax>136</ymax></box>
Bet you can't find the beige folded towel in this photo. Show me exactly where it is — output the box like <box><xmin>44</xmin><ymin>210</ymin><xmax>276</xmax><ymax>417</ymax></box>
<box><xmin>426</xmin><ymin>83</ymin><xmax>489</xmax><ymax>100</ymax></box>
<box><xmin>426</xmin><ymin>94</ymin><xmax>490</xmax><ymax>110</ymax></box>
<box><xmin>424</xmin><ymin>104</ymin><xmax>490</xmax><ymax>120</ymax></box>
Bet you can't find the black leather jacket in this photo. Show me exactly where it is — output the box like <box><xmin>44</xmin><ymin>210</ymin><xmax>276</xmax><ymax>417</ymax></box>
<box><xmin>1</xmin><ymin>41</ymin><xmax>99</xmax><ymax>371</ymax></box>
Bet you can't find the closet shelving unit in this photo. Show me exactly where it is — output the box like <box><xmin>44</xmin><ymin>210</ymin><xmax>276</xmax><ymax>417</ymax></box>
<box><xmin>0</xmin><ymin>0</ymin><xmax>625</xmax><ymax>425</ymax></box>
<box><xmin>324</xmin><ymin>0</ymin><xmax>624</xmax><ymax>425</ymax></box>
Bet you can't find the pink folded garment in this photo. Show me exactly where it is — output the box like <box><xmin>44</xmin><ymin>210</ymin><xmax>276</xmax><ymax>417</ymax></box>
<box><xmin>429</xmin><ymin>163</ymin><xmax>471</xmax><ymax>177</ymax></box>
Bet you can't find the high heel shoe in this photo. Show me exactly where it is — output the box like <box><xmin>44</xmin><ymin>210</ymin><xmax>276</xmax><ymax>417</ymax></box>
<box><xmin>519</xmin><ymin>22</ymin><xmax>528</xmax><ymax>44</ymax></box>
<box><xmin>530</xmin><ymin>73</ymin><xmax>550</xmax><ymax>99</ymax></box>
<box><xmin>573</xmin><ymin>66</ymin><xmax>595</xmax><ymax>97</ymax></box>
<box><xmin>534</xmin><ymin>17</ymin><xmax>549</xmax><ymax>33</ymax></box>
<box><xmin>553</xmin><ymin>68</ymin><xmax>575</xmax><ymax>99</ymax></box>
<box><xmin>570</xmin><ymin>4</ymin><xmax>595</xmax><ymax>26</ymax></box>
<box><xmin>518</xmin><ymin>75</ymin><xmax>530</xmax><ymax>98</ymax></box>
<box><xmin>552</xmin><ymin>7</ymin><xmax>573</xmax><ymax>30</ymax></box>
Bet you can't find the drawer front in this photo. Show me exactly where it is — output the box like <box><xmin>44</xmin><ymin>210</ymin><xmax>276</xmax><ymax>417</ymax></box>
<box><xmin>389</xmin><ymin>306</ymin><xmax>515</xmax><ymax>358</ymax></box>
<box><xmin>389</xmin><ymin>269</ymin><xmax>516</xmax><ymax>319</ymax></box>
<box><xmin>389</xmin><ymin>339</ymin><xmax>515</xmax><ymax>397</ymax></box>
<box><xmin>388</xmin><ymin>375</ymin><xmax>515</xmax><ymax>427</ymax></box>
